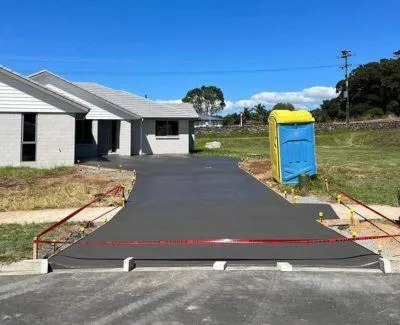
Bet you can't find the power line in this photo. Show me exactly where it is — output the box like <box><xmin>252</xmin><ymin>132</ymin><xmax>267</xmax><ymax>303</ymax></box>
<box><xmin>13</xmin><ymin>64</ymin><xmax>341</xmax><ymax>76</ymax></box>
<box><xmin>0</xmin><ymin>55</ymin><xmax>141</xmax><ymax>63</ymax></box>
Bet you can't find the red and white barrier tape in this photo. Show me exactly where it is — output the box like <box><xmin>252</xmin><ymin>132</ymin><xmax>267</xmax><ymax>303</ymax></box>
<box><xmin>34</xmin><ymin>233</ymin><xmax>400</xmax><ymax>246</ymax></box>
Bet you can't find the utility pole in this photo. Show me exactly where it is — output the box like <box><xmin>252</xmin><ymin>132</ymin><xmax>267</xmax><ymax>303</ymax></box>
<box><xmin>339</xmin><ymin>50</ymin><xmax>352</xmax><ymax>124</ymax></box>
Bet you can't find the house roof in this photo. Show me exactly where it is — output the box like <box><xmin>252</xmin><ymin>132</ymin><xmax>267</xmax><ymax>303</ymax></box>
<box><xmin>198</xmin><ymin>114</ymin><xmax>223</xmax><ymax>121</ymax></box>
<box><xmin>0</xmin><ymin>66</ymin><xmax>89</xmax><ymax>113</ymax></box>
<box><xmin>74</xmin><ymin>82</ymin><xmax>199</xmax><ymax>119</ymax></box>
<box><xmin>28</xmin><ymin>70</ymin><xmax>140</xmax><ymax>119</ymax></box>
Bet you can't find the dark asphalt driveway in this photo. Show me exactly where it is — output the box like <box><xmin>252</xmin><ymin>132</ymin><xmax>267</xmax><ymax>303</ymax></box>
<box><xmin>50</xmin><ymin>156</ymin><xmax>378</xmax><ymax>268</ymax></box>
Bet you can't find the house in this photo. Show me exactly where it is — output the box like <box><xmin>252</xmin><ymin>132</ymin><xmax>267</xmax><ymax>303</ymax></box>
<box><xmin>195</xmin><ymin>114</ymin><xmax>223</xmax><ymax>128</ymax></box>
<box><xmin>0</xmin><ymin>66</ymin><xmax>198</xmax><ymax>168</ymax></box>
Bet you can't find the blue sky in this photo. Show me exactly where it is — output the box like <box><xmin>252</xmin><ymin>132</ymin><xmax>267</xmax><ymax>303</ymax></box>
<box><xmin>1</xmin><ymin>0</ymin><xmax>399</xmax><ymax>114</ymax></box>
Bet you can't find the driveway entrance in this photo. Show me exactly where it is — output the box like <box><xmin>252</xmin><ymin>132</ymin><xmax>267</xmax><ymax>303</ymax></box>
<box><xmin>50</xmin><ymin>156</ymin><xmax>377</xmax><ymax>268</ymax></box>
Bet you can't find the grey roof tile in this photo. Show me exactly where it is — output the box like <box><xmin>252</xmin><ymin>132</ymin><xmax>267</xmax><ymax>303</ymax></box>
<box><xmin>74</xmin><ymin>82</ymin><xmax>198</xmax><ymax>119</ymax></box>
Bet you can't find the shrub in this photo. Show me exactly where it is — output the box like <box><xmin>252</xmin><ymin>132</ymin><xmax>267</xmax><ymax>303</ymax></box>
<box><xmin>365</xmin><ymin>107</ymin><xmax>385</xmax><ymax>118</ymax></box>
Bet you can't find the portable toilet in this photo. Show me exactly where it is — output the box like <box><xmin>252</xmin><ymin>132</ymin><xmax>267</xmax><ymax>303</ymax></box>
<box><xmin>268</xmin><ymin>110</ymin><xmax>316</xmax><ymax>184</ymax></box>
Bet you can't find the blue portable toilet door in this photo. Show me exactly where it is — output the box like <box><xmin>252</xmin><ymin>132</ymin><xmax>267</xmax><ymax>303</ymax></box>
<box><xmin>278</xmin><ymin>123</ymin><xmax>317</xmax><ymax>184</ymax></box>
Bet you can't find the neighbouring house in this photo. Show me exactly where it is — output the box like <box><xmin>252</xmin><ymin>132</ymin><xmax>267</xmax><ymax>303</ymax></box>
<box><xmin>0</xmin><ymin>66</ymin><xmax>198</xmax><ymax>168</ymax></box>
<box><xmin>195</xmin><ymin>114</ymin><xmax>223</xmax><ymax>128</ymax></box>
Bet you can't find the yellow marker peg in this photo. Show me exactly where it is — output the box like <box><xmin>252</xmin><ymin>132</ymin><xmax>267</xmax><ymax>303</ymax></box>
<box><xmin>103</xmin><ymin>218</ymin><xmax>108</xmax><ymax>223</ymax></box>
<box><xmin>350</xmin><ymin>209</ymin><xmax>355</xmax><ymax>226</ymax></box>
<box><xmin>318</xmin><ymin>212</ymin><xmax>324</xmax><ymax>222</ymax></box>
<box><xmin>351</xmin><ymin>230</ymin><xmax>357</xmax><ymax>238</ymax></box>
<box><xmin>324</xmin><ymin>178</ymin><xmax>329</xmax><ymax>192</ymax></box>
<box><xmin>337</xmin><ymin>194</ymin><xmax>342</xmax><ymax>204</ymax></box>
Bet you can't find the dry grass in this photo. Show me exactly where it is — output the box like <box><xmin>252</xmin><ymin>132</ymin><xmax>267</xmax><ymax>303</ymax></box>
<box><xmin>0</xmin><ymin>166</ymin><xmax>135</xmax><ymax>212</ymax></box>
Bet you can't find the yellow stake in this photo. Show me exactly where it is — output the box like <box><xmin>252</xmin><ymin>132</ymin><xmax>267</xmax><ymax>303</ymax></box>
<box><xmin>52</xmin><ymin>240</ymin><xmax>57</xmax><ymax>254</ymax></box>
<box><xmin>337</xmin><ymin>194</ymin><xmax>342</xmax><ymax>204</ymax></box>
<box><xmin>103</xmin><ymin>218</ymin><xmax>108</xmax><ymax>223</ymax></box>
<box><xmin>80</xmin><ymin>226</ymin><xmax>85</xmax><ymax>234</ymax></box>
<box><xmin>318</xmin><ymin>212</ymin><xmax>324</xmax><ymax>222</ymax></box>
<box><xmin>284</xmin><ymin>190</ymin><xmax>287</xmax><ymax>199</ymax></box>
<box><xmin>293</xmin><ymin>196</ymin><xmax>297</xmax><ymax>204</ymax></box>
<box><xmin>351</xmin><ymin>230</ymin><xmax>357</xmax><ymax>238</ymax></box>
<box><xmin>350</xmin><ymin>209</ymin><xmax>355</xmax><ymax>226</ymax></box>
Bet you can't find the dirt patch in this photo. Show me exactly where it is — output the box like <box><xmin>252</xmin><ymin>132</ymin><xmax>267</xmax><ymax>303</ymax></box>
<box><xmin>239</xmin><ymin>158</ymin><xmax>300</xmax><ymax>197</ymax></box>
<box><xmin>325</xmin><ymin>220</ymin><xmax>400</xmax><ymax>260</ymax></box>
<box><xmin>0</xmin><ymin>166</ymin><xmax>135</xmax><ymax>212</ymax></box>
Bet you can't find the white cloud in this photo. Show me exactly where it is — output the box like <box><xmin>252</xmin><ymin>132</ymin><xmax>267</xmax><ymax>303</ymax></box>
<box><xmin>302</xmin><ymin>86</ymin><xmax>337</xmax><ymax>100</ymax></box>
<box><xmin>156</xmin><ymin>86</ymin><xmax>337</xmax><ymax>115</ymax></box>
<box><xmin>223</xmin><ymin>86</ymin><xmax>337</xmax><ymax>114</ymax></box>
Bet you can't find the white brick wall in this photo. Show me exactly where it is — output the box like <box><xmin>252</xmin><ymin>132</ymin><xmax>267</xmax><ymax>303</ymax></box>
<box><xmin>0</xmin><ymin>113</ymin><xmax>22</xmax><ymax>166</ymax></box>
<box><xmin>33</xmin><ymin>113</ymin><xmax>75</xmax><ymax>167</ymax></box>
<box><xmin>0</xmin><ymin>113</ymin><xmax>75</xmax><ymax>168</ymax></box>
<box><xmin>143</xmin><ymin>119</ymin><xmax>189</xmax><ymax>154</ymax></box>
<box><xmin>115</xmin><ymin>120</ymin><xmax>132</xmax><ymax>155</ymax></box>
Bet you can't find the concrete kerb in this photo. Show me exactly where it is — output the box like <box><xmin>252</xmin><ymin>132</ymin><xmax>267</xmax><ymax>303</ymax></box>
<box><xmin>277</xmin><ymin>262</ymin><xmax>293</xmax><ymax>271</ymax></box>
<box><xmin>123</xmin><ymin>257</ymin><xmax>136</xmax><ymax>271</ymax></box>
<box><xmin>44</xmin><ymin>265</ymin><xmax>386</xmax><ymax>275</ymax></box>
<box><xmin>379</xmin><ymin>258</ymin><xmax>392</xmax><ymax>274</ymax></box>
<box><xmin>0</xmin><ymin>259</ymin><xmax>50</xmax><ymax>275</ymax></box>
<box><xmin>3</xmin><ymin>261</ymin><xmax>395</xmax><ymax>276</ymax></box>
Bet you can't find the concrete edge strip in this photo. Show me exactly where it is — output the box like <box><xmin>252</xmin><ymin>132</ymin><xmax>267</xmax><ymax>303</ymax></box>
<box><xmin>2</xmin><ymin>264</ymin><xmax>388</xmax><ymax>276</ymax></box>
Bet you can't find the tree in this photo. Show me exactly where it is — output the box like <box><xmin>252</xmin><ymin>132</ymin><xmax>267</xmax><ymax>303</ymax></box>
<box><xmin>272</xmin><ymin>102</ymin><xmax>295</xmax><ymax>111</ymax></box>
<box><xmin>394</xmin><ymin>50</ymin><xmax>400</xmax><ymax>58</ymax></box>
<box><xmin>223</xmin><ymin>113</ymin><xmax>240</xmax><ymax>125</ymax></box>
<box><xmin>319</xmin><ymin>98</ymin><xmax>344</xmax><ymax>120</ymax></box>
<box><xmin>182</xmin><ymin>86</ymin><xmax>225</xmax><ymax>115</ymax></box>
<box><xmin>320</xmin><ymin>53</ymin><xmax>400</xmax><ymax>120</ymax></box>
<box><xmin>310</xmin><ymin>108</ymin><xmax>329</xmax><ymax>123</ymax></box>
<box><xmin>254</xmin><ymin>103</ymin><xmax>269</xmax><ymax>124</ymax></box>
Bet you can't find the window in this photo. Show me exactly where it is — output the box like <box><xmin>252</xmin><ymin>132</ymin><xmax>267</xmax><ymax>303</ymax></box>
<box><xmin>155</xmin><ymin>121</ymin><xmax>179</xmax><ymax>136</ymax></box>
<box><xmin>21</xmin><ymin>113</ymin><xmax>36</xmax><ymax>161</ymax></box>
<box><xmin>75</xmin><ymin>120</ymin><xmax>93</xmax><ymax>144</ymax></box>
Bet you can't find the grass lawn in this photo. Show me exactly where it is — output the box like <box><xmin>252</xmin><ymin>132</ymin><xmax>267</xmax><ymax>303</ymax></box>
<box><xmin>195</xmin><ymin>129</ymin><xmax>400</xmax><ymax>206</ymax></box>
<box><xmin>0</xmin><ymin>222</ymin><xmax>88</xmax><ymax>264</ymax></box>
<box><xmin>0</xmin><ymin>166</ymin><xmax>134</xmax><ymax>212</ymax></box>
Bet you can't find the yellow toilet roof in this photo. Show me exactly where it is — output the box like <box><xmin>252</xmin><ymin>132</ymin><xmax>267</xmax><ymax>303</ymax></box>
<box><xmin>269</xmin><ymin>110</ymin><xmax>315</xmax><ymax>124</ymax></box>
